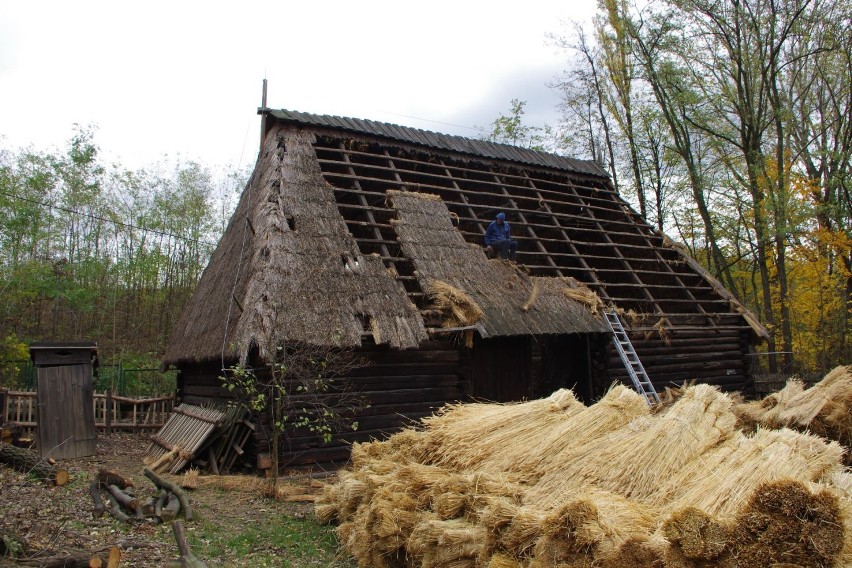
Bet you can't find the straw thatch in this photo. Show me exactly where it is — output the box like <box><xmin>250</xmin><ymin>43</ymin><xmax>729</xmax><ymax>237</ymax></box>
<box><xmin>734</xmin><ymin>365</ymin><xmax>852</xmax><ymax>461</ymax></box>
<box><xmin>316</xmin><ymin>383</ymin><xmax>850</xmax><ymax>567</ymax></box>
<box><xmin>388</xmin><ymin>190</ymin><xmax>606</xmax><ymax>338</ymax></box>
<box><xmin>425</xmin><ymin>280</ymin><xmax>484</xmax><ymax>328</ymax></box>
<box><xmin>164</xmin><ymin>127</ymin><xmax>427</xmax><ymax>365</ymax></box>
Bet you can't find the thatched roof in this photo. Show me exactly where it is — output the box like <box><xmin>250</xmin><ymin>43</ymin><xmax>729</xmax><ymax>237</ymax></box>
<box><xmin>165</xmin><ymin>107</ymin><xmax>767</xmax><ymax>369</ymax></box>
<box><xmin>163</xmin><ymin>129</ymin><xmax>427</xmax><ymax>366</ymax></box>
<box><xmin>389</xmin><ymin>190</ymin><xmax>606</xmax><ymax>336</ymax></box>
<box><xmin>263</xmin><ymin>109</ymin><xmax>609</xmax><ymax>178</ymax></box>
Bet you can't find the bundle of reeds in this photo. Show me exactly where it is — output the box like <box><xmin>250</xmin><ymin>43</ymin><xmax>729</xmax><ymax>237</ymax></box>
<box><xmin>521</xmin><ymin>386</ymin><xmax>650</xmax><ymax>486</ymax></box>
<box><xmin>654</xmin><ymin>427</ymin><xmax>844</xmax><ymax>518</ymax></box>
<box><xmin>726</xmin><ymin>479</ymin><xmax>844</xmax><ymax>567</ymax></box>
<box><xmin>529</xmin><ymin>384</ymin><xmax>736</xmax><ymax>503</ymax></box>
<box><xmin>425</xmin><ymin>280</ymin><xmax>484</xmax><ymax>328</ymax></box>
<box><xmin>315</xmin><ymin>383</ymin><xmax>851</xmax><ymax>567</ymax></box>
<box><xmin>735</xmin><ymin>366</ymin><xmax>852</xmax><ymax>455</ymax></box>
<box><xmin>561</xmin><ymin>286</ymin><xmax>604</xmax><ymax>314</ymax></box>
<box><xmin>416</xmin><ymin>389</ymin><xmax>584</xmax><ymax>473</ymax></box>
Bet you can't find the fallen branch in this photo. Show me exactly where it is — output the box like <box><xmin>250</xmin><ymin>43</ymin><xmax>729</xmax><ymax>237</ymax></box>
<box><xmin>104</xmin><ymin>492</ymin><xmax>131</xmax><ymax>523</ymax></box>
<box><xmin>14</xmin><ymin>546</ymin><xmax>121</xmax><ymax>568</ymax></box>
<box><xmin>106</xmin><ymin>484</ymin><xmax>139</xmax><ymax>512</ymax></box>
<box><xmin>161</xmin><ymin>492</ymin><xmax>181</xmax><ymax>522</ymax></box>
<box><xmin>154</xmin><ymin>489</ymin><xmax>168</xmax><ymax>518</ymax></box>
<box><xmin>171</xmin><ymin>521</ymin><xmax>208</xmax><ymax>568</ymax></box>
<box><xmin>144</xmin><ymin>468</ymin><xmax>193</xmax><ymax>521</ymax></box>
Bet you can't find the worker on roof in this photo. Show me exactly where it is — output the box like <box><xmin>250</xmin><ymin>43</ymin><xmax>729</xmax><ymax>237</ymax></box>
<box><xmin>484</xmin><ymin>212</ymin><xmax>518</xmax><ymax>260</ymax></box>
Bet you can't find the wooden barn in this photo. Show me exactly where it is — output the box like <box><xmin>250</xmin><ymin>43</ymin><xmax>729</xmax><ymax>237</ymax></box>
<box><xmin>162</xmin><ymin>108</ymin><xmax>768</xmax><ymax>471</ymax></box>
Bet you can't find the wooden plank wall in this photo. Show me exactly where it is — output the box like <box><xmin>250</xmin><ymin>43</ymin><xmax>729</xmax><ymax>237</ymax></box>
<box><xmin>36</xmin><ymin>364</ymin><xmax>97</xmax><ymax>459</ymax></box>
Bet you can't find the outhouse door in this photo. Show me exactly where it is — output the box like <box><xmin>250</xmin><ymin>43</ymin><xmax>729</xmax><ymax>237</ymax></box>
<box><xmin>31</xmin><ymin>342</ymin><xmax>98</xmax><ymax>459</ymax></box>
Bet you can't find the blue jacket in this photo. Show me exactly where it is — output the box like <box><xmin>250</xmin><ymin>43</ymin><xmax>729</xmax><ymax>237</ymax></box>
<box><xmin>484</xmin><ymin>220</ymin><xmax>512</xmax><ymax>246</ymax></box>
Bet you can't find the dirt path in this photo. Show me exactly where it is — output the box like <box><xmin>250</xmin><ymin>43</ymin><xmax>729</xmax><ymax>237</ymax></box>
<box><xmin>0</xmin><ymin>433</ymin><xmax>351</xmax><ymax>567</ymax></box>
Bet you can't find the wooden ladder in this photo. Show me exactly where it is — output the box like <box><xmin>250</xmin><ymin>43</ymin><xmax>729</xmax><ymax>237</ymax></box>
<box><xmin>603</xmin><ymin>310</ymin><xmax>660</xmax><ymax>406</ymax></box>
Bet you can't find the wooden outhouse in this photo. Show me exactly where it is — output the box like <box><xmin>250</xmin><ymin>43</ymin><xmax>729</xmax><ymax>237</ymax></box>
<box><xmin>30</xmin><ymin>341</ymin><xmax>98</xmax><ymax>459</ymax></box>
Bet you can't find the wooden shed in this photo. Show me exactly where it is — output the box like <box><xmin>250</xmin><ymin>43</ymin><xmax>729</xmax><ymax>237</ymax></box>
<box><xmin>30</xmin><ymin>341</ymin><xmax>98</xmax><ymax>459</ymax></box>
<box><xmin>162</xmin><ymin>108</ymin><xmax>768</xmax><ymax>471</ymax></box>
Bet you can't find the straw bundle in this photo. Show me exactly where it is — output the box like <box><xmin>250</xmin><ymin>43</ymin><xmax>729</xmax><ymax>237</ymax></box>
<box><xmin>316</xmin><ymin>383</ymin><xmax>852</xmax><ymax>567</ymax></box>
<box><xmin>409</xmin><ymin>518</ymin><xmax>489</xmax><ymax>568</ymax></box>
<box><xmin>426</xmin><ymin>280</ymin><xmax>484</xmax><ymax>328</ymax></box>
<box><xmin>522</xmin><ymin>386</ymin><xmax>649</xmax><ymax>486</ymax></box>
<box><xmin>531</xmin><ymin>385</ymin><xmax>736</xmax><ymax>502</ymax></box>
<box><xmin>735</xmin><ymin>366</ymin><xmax>852</xmax><ymax>455</ymax></box>
<box><xmin>727</xmin><ymin>479</ymin><xmax>844</xmax><ymax>567</ymax></box>
<box><xmin>417</xmin><ymin>390</ymin><xmax>585</xmax><ymax>473</ymax></box>
<box><xmin>487</xmin><ymin>552</ymin><xmax>525</xmax><ymax>567</ymax></box>
<box><xmin>660</xmin><ymin>507</ymin><xmax>729</xmax><ymax>561</ymax></box>
<box><xmin>598</xmin><ymin>535</ymin><xmax>667</xmax><ymax>568</ymax></box>
<box><xmin>181</xmin><ymin>468</ymin><xmax>199</xmax><ymax>490</ymax></box>
<box><xmin>561</xmin><ymin>286</ymin><xmax>604</xmax><ymax>314</ymax></box>
<box><xmin>656</xmin><ymin>428</ymin><xmax>845</xmax><ymax>518</ymax></box>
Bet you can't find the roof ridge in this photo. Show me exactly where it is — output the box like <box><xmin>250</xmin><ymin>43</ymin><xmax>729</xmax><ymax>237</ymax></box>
<box><xmin>261</xmin><ymin>108</ymin><xmax>611</xmax><ymax>178</ymax></box>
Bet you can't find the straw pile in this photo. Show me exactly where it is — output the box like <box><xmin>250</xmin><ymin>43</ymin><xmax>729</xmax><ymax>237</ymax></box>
<box><xmin>735</xmin><ymin>365</ymin><xmax>852</xmax><ymax>461</ymax></box>
<box><xmin>425</xmin><ymin>280</ymin><xmax>484</xmax><ymax>328</ymax></box>
<box><xmin>317</xmin><ymin>383</ymin><xmax>851</xmax><ymax>567</ymax></box>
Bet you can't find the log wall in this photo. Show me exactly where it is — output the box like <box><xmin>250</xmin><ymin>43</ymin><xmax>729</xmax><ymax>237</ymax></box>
<box><xmin>600</xmin><ymin>327</ymin><xmax>755</xmax><ymax>397</ymax></box>
<box><xmin>175</xmin><ymin>341</ymin><xmax>467</xmax><ymax>472</ymax></box>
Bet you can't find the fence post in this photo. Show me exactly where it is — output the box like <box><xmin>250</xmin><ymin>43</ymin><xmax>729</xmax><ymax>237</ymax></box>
<box><xmin>105</xmin><ymin>389</ymin><xmax>113</xmax><ymax>436</ymax></box>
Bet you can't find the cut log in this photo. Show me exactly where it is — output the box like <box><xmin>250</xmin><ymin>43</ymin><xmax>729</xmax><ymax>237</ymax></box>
<box><xmin>154</xmin><ymin>489</ymin><xmax>168</xmax><ymax>518</ymax></box>
<box><xmin>89</xmin><ymin>481</ymin><xmax>106</xmax><ymax>519</ymax></box>
<box><xmin>171</xmin><ymin>521</ymin><xmax>208</xmax><ymax>568</ymax></box>
<box><xmin>106</xmin><ymin>546</ymin><xmax>121</xmax><ymax>568</ymax></box>
<box><xmin>161</xmin><ymin>492</ymin><xmax>181</xmax><ymax>522</ymax></box>
<box><xmin>14</xmin><ymin>546</ymin><xmax>121</xmax><ymax>568</ymax></box>
<box><xmin>0</xmin><ymin>441</ymin><xmax>69</xmax><ymax>485</ymax></box>
<box><xmin>104</xmin><ymin>492</ymin><xmax>131</xmax><ymax>523</ymax></box>
<box><xmin>141</xmin><ymin>496</ymin><xmax>157</xmax><ymax>516</ymax></box>
<box><xmin>97</xmin><ymin>468</ymin><xmax>134</xmax><ymax>489</ymax></box>
<box><xmin>106</xmin><ymin>484</ymin><xmax>139</xmax><ymax>511</ymax></box>
<box><xmin>144</xmin><ymin>467</ymin><xmax>193</xmax><ymax>521</ymax></box>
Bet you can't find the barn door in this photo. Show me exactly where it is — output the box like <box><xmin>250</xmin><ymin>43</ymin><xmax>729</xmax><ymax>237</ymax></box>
<box><xmin>470</xmin><ymin>336</ymin><xmax>531</xmax><ymax>402</ymax></box>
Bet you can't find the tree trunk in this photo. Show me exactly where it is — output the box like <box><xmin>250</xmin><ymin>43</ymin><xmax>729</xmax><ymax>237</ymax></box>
<box><xmin>0</xmin><ymin>442</ymin><xmax>69</xmax><ymax>485</ymax></box>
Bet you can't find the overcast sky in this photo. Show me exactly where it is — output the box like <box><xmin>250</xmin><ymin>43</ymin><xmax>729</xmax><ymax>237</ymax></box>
<box><xmin>0</xmin><ymin>1</ymin><xmax>596</xmax><ymax>171</ymax></box>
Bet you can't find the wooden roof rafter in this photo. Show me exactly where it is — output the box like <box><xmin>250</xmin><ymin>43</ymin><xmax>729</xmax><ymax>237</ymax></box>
<box><xmin>310</xmin><ymin>132</ymin><xmax>754</xmax><ymax>329</ymax></box>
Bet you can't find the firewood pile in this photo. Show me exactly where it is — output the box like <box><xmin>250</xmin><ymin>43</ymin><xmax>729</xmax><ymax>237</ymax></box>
<box><xmin>90</xmin><ymin>467</ymin><xmax>193</xmax><ymax>525</ymax></box>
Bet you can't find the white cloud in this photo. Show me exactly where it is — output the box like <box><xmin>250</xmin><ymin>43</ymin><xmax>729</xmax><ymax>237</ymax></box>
<box><xmin>0</xmin><ymin>1</ymin><xmax>594</xmax><ymax>169</ymax></box>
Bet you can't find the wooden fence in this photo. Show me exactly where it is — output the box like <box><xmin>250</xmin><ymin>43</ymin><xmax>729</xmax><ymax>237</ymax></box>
<box><xmin>2</xmin><ymin>390</ymin><xmax>174</xmax><ymax>433</ymax></box>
